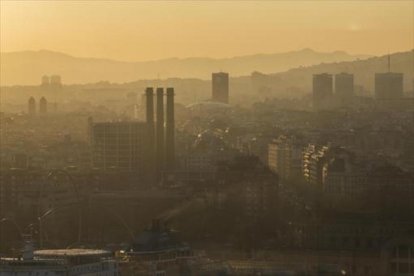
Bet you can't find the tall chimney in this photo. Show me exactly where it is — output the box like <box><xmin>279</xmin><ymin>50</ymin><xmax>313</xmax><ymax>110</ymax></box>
<box><xmin>165</xmin><ymin>87</ymin><xmax>175</xmax><ymax>170</ymax></box>
<box><xmin>145</xmin><ymin>87</ymin><xmax>155</xmax><ymax>181</ymax></box>
<box><xmin>156</xmin><ymin>87</ymin><xmax>165</xmax><ymax>177</ymax></box>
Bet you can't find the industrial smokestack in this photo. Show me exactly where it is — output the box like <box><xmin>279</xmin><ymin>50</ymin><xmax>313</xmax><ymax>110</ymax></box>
<box><xmin>146</xmin><ymin>87</ymin><xmax>155</xmax><ymax>131</ymax></box>
<box><xmin>145</xmin><ymin>87</ymin><xmax>155</xmax><ymax>181</ymax></box>
<box><xmin>156</xmin><ymin>87</ymin><xmax>165</xmax><ymax>177</ymax></box>
<box><xmin>165</xmin><ymin>87</ymin><xmax>175</xmax><ymax>170</ymax></box>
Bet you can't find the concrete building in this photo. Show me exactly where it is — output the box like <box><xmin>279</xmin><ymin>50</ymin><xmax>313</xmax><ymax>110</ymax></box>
<box><xmin>302</xmin><ymin>144</ymin><xmax>330</xmax><ymax>185</ymax></box>
<box><xmin>41</xmin><ymin>75</ymin><xmax>50</xmax><ymax>87</ymax></box>
<box><xmin>50</xmin><ymin>75</ymin><xmax>62</xmax><ymax>89</ymax></box>
<box><xmin>212</xmin><ymin>72</ymin><xmax>229</xmax><ymax>104</ymax></box>
<box><xmin>313</xmin><ymin>73</ymin><xmax>333</xmax><ymax>111</ymax></box>
<box><xmin>375</xmin><ymin>73</ymin><xmax>403</xmax><ymax>100</ymax></box>
<box><xmin>39</xmin><ymin>97</ymin><xmax>47</xmax><ymax>114</ymax></box>
<box><xmin>268</xmin><ymin>135</ymin><xmax>303</xmax><ymax>181</ymax></box>
<box><xmin>28</xmin><ymin>97</ymin><xmax>36</xmax><ymax>116</ymax></box>
<box><xmin>335</xmin><ymin>73</ymin><xmax>354</xmax><ymax>108</ymax></box>
<box><xmin>89</xmin><ymin>120</ymin><xmax>148</xmax><ymax>175</ymax></box>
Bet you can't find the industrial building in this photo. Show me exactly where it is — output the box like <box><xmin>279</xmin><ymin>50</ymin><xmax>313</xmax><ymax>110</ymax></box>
<box><xmin>89</xmin><ymin>120</ymin><xmax>148</xmax><ymax>174</ymax></box>
<box><xmin>268</xmin><ymin>135</ymin><xmax>303</xmax><ymax>181</ymax></box>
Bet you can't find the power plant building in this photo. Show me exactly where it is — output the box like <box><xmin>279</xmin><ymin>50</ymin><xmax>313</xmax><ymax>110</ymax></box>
<box><xmin>88</xmin><ymin>86</ymin><xmax>175</xmax><ymax>183</ymax></box>
<box><xmin>41</xmin><ymin>75</ymin><xmax>50</xmax><ymax>87</ymax></box>
<box><xmin>89</xmin><ymin>121</ymin><xmax>149</xmax><ymax>174</ymax></box>
<box><xmin>212</xmin><ymin>72</ymin><xmax>229</xmax><ymax>104</ymax></box>
<box><xmin>144</xmin><ymin>86</ymin><xmax>176</xmax><ymax>182</ymax></box>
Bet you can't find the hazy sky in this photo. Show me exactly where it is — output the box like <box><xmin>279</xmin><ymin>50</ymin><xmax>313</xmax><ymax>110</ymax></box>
<box><xmin>1</xmin><ymin>1</ymin><xmax>413</xmax><ymax>61</ymax></box>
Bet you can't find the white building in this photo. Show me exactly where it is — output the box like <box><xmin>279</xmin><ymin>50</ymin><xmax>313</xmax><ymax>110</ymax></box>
<box><xmin>0</xmin><ymin>245</ymin><xmax>118</xmax><ymax>276</ymax></box>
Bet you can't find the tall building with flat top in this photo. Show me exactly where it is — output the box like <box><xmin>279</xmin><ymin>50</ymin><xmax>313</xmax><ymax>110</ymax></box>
<box><xmin>335</xmin><ymin>73</ymin><xmax>354</xmax><ymax>108</ymax></box>
<box><xmin>313</xmin><ymin>73</ymin><xmax>333</xmax><ymax>111</ymax></box>
<box><xmin>375</xmin><ymin>73</ymin><xmax>403</xmax><ymax>100</ymax></box>
<box><xmin>28</xmin><ymin>97</ymin><xmax>36</xmax><ymax>116</ymax></box>
<box><xmin>212</xmin><ymin>72</ymin><xmax>229</xmax><ymax>104</ymax></box>
<box><xmin>39</xmin><ymin>97</ymin><xmax>48</xmax><ymax>114</ymax></box>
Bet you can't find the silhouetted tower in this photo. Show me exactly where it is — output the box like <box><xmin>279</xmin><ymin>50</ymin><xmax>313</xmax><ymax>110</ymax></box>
<box><xmin>375</xmin><ymin>73</ymin><xmax>403</xmax><ymax>100</ymax></box>
<box><xmin>50</xmin><ymin>75</ymin><xmax>62</xmax><ymax>89</ymax></box>
<box><xmin>28</xmin><ymin>97</ymin><xmax>36</xmax><ymax>116</ymax></box>
<box><xmin>41</xmin><ymin>75</ymin><xmax>50</xmax><ymax>87</ymax></box>
<box><xmin>313</xmin><ymin>73</ymin><xmax>333</xmax><ymax>111</ymax></box>
<box><xmin>375</xmin><ymin>54</ymin><xmax>404</xmax><ymax>100</ymax></box>
<box><xmin>146</xmin><ymin>87</ymin><xmax>156</xmax><ymax>180</ymax></box>
<box><xmin>165</xmin><ymin>87</ymin><xmax>175</xmax><ymax>170</ymax></box>
<box><xmin>212</xmin><ymin>72</ymin><xmax>229</xmax><ymax>104</ymax></box>
<box><xmin>39</xmin><ymin>97</ymin><xmax>47</xmax><ymax>114</ymax></box>
<box><xmin>335</xmin><ymin>73</ymin><xmax>354</xmax><ymax>107</ymax></box>
<box><xmin>156</xmin><ymin>88</ymin><xmax>165</xmax><ymax>176</ymax></box>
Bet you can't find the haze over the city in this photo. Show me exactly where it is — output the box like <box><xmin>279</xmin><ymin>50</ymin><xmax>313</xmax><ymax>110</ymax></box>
<box><xmin>1</xmin><ymin>1</ymin><xmax>413</xmax><ymax>61</ymax></box>
<box><xmin>2</xmin><ymin>1</ymin><xmax>414</xmax><ymax>275</ymax></box>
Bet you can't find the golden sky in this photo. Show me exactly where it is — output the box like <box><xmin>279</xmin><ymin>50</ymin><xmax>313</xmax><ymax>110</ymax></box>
<box><xmin>1</xmin><ymin>1</ymin><xmax>413</xmax><ymax>61</ymax></box>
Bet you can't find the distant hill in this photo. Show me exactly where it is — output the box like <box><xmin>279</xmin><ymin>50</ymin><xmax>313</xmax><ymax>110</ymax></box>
<box><xmin>0</xmin><ymin>48</ymin><xmax>370</xmax><ymax>85</ymax></box>
<box><xmin>139</xmin><ymin>50</ymin><xmax>413</xmax><ymax>103</ymax></box>
<box><xmin>256</xmin><ymin>50</ymin><xmax>414</xmax><ymax>95</ymax></box>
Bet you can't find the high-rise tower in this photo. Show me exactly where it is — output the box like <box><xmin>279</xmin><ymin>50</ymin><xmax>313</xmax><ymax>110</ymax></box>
<box><xmin>375</xmin><ymin>73</ymin><xmax>403</xmax><ymax>100</ymax></box>
<box><xmin>28</xmin><ymin>97</ymin><xmax>36</xmax><ymax>116</ymax></box>
<box><xmin>212</xmin><ymin>72</ymin><xmax>229</xmax><ymax>104</ymax></box>
<box><xmin>313</xmin><ymin>73</ymin><xmax>333</xmax><ymax>111</ymax></box>
<box><xmin>335</xmin><ymin>73</ymin><xmax>354</xmax><ymax>108</ymax></box>
<box><xmin>39</xmin><ymin>97</ymin><xmax>48</xmax><ymax>114</ymax></box>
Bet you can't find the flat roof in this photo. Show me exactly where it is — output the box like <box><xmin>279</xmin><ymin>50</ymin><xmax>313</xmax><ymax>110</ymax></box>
<box><xmin>34</xmin><ymin>249</ymin><xmax>111</xmax><ymax>257</ymax></box>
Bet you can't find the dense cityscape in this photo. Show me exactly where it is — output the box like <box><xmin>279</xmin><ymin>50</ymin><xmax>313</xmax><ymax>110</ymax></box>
<box><xmin>1</xmin><ymin>1</ymin><xmax>414</xmax><ymax>276</ymax></box>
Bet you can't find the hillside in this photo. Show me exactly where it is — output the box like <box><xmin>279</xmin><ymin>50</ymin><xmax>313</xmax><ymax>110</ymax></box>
<box><xmin>268</xmin><ymin>50</ymin><xmax>414</xmax><ymax>94</ymax></box>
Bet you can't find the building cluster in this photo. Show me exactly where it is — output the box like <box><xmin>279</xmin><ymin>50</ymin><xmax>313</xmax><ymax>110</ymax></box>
<box><xmin>41</xmin><ymin>75</ymin><xmax>62</xmax><ymax>89</ymax></box>
<box><xmin>27</xmin><ymin>96</ymin><xmax>48</xmax><ymax>115</ymax></box>
<box><xmin>313</xmin><ymin>69</ymin><xmax>411</xmax><ymax>111</ymax></box>
<box><xmin>86</xmin><ymin>87</ymin><xmax>176</xmax><ymax>186</ymax></box>
<box><xmin>1</xmin><ymin>68</ymin><xmax>414</xmax><ymax>276</ymax></box>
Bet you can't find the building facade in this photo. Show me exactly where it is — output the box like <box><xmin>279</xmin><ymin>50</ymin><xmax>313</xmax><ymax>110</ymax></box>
<box><xmin>89</xmin><ymin>121</ymin><xmax>148</xmax><ymax>174</ymax></box>
<box><xmin>212</xmin><ymin>72</ymin><xmax>229</xmax><ymax>104</ymax></box>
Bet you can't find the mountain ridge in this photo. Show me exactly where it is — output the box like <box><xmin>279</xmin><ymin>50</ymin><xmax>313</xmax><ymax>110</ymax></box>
<box><xmin>0</xmin><ymin>48</ymin><xmax>372</xmax><ymax>85</ymax></box>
